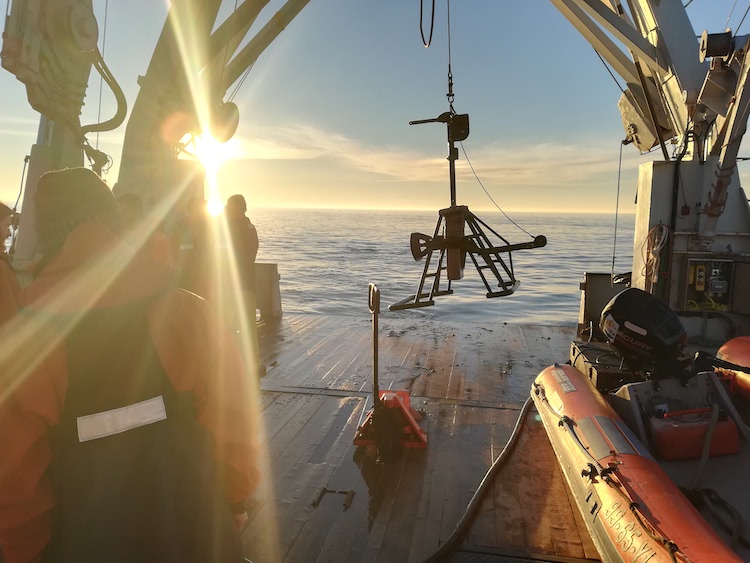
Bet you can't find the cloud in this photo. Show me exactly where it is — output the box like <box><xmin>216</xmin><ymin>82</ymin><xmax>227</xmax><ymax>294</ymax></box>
<box><xmin>462</xmin><ymin>141</ymin><xmax>646</xmax><ymax>187</ymax></box>
<box><xmin>0</xmin><ymin>128</ymin><xmax>36</xmax><ymax>139</ymax></box>
<box><xmin>0</xmin><ymin>114</ymin><xmax>39</xmax><ymax>127</ymax></box>
<box><xmin>232</xmin><ymin>123</ymin><xmax>647</xmax><ymax>187</ymax></box>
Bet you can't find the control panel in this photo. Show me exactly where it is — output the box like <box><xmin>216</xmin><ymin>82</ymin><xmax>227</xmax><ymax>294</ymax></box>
<box><xmin>680</xmin><ymin>258</ymin><xmax>734</xmax><ymax>312</ymax></box>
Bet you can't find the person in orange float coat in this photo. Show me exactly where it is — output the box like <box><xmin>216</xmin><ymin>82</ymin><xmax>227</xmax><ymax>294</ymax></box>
<box><xmin>0</xmin><ymin>168</ymin><xmax>259</xmax><ymax>563</ymax></box>
<box><xmin>117</xmin><ymin>192</ymin><xmax>175</xmax><ymax>266</ymax></box>
<box><xmin>0</xmin><ymin>203</ymin><xmax>21</xmax><ymax>325</ymax></box>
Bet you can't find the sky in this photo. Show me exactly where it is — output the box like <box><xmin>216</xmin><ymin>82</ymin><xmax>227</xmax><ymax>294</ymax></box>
<box><xmin>0</xmin><ymin>0</ymin><xmax>746</xmax><ymax>214</ymax></box>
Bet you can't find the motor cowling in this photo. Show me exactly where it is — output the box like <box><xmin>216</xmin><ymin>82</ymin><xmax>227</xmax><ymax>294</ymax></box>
<box><xmin>600</xmin><ymin>288</ymin><xmax>689</xmax><ymax>372</ymax></box>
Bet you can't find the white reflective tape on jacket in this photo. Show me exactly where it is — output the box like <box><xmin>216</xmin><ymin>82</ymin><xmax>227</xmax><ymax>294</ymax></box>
<box><xmin>76</xmin><ymin>396</ymin><xmax>167</xmax><ymax>442</ymax></box>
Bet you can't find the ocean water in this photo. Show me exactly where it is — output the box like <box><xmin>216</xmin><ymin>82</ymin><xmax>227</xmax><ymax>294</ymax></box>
<box><xmin>251</xmin><ymin>208</ymin><xmax>635</xmax><ymax>326</ymax></box>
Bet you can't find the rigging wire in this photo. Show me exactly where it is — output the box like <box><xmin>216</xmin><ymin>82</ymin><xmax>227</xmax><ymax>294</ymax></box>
<box><xmin>228</xmin><ymin>61</ymin><xmax>255</xmax><ymax>102</ymax></box>
<box><xmin>594</xmin><ymin>50</ymin><xmax>626</xmax><ymax>95</ymax></box>
<box><xmin>420</xmin><ymin>0</ymin><xmax>436</xmax><ymax>48</ymax></box>
<box><xmin>726</xmin><ymin>0</ymin><xmax>740</xmax><ymax>31</ymax></box>
<box><xmin>12</xmin><ymin>155</ymin><xmax>29</xmax><ymax>212</ymax></box>
<box><xmin>735</xmin><ymin>3</ymin><xmax>750</xmax><ymax>36</ymax></box>
<box><xmin>8</xmin><ymin>155</ymin><xmax>29</xmax><ymax>259</ymax></box>
<box><xmin>612</xmin><ymin>141</ymin><xmax>623</xmax><ymax>281</ymax></box>
<box><xmin>218</xmin><ymin>0</ymin><xmax>241</xmax><ymax>104</ymax></box>
<box><xmin>95</xmin><ymin>0</ymin><xmax>109</xmax><ymax>150</ymax></box>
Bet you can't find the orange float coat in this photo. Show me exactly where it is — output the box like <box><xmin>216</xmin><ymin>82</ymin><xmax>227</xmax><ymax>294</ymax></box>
<box><xmin>0</xmin><ymin>222</ymin><xmax>259</xmax><ymax>563</ymax></box>
<box><xmin>145</xmin><ymin>229</ymin><xmax>176</xmax><ymax>267</ymax></box>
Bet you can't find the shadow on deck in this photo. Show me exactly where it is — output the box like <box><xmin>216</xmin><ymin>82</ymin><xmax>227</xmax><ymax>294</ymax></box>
<box><xmin>242</xmin><ymin>314</ymin><xmax>600</xmax><ymax>563</ymax></box>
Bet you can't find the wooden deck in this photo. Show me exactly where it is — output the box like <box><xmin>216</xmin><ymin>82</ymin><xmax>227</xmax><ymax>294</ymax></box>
<box><xmin>242</xmin><ymin>314</ymin><xmax>601</xmax><ymax>563</ymax></box>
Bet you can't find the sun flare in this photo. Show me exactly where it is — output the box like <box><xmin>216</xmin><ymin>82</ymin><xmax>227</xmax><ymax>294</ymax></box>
<box><xmin>192</xmin><ymin>134</ymin><xmax>235</xmax><ymax>176</ymax></box>
<box><xmin>207</xmin><ymin>198</ymin><xmax>224</xmax><ymax>216</ymax></box>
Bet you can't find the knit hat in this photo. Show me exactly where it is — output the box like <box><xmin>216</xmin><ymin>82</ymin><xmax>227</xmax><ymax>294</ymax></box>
<box><xmin>227</xmin><ymin>194</ymin><xmax>246</xmax><ymax>212</ymax></box>
<box><xmin>35</xmin><ymin>168</ymin><xmax>120</xmax><ymax>254</ymax></box>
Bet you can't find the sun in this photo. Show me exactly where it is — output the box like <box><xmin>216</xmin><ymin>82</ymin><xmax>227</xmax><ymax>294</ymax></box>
<box><xmin>192</xmin><ymin>134</ymin><xmax>230</xmax><ymax>176</ymax></box>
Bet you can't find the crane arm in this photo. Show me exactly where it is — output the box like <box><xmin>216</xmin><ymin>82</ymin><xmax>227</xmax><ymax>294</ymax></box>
<box><xmin>549</xmin><ymin>0</ymin><xmax>708</xmax><ymax>152</ymax></box>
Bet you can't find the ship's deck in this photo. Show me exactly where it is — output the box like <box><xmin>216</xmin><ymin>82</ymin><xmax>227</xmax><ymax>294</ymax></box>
<box><xmin>243</xmin><ymin>314</ymin><xmax>601</xmax><ymax>563</ymax></box>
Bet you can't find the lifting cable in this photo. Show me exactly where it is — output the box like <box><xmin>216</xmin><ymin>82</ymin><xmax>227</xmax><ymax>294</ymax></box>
<box><xmin>446</xmin><ymin>0</ymin><xmax>454</xmax><ymax>112</ymax></box>
<box><xmin>444</xmin><ymin>0</ymin><xmax>533</xmax><ymax>240</ymax></box>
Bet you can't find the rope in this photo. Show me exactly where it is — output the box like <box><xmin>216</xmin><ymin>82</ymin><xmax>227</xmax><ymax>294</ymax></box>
<box><xmin>421</xmin><ymin>396</ymin><xmax>534</xmax><ymax>563</ymax></box>
<box><xmin>681</xmin><ymin>487</ymin><xmax>750</xmax><ymax>549</ymax></box>
<box><xmin>457</xmin><ymin>143</ymin><xmax>534</xmax><ymax>239</ymax></box>
<box><xmin>643</xmin><ymin>224</ymin><xmax>670</xmax><ymax>294</ymax></box>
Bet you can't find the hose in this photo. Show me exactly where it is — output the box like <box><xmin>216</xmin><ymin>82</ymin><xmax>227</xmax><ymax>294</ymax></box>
<box><xmin>421</xmin><ymin>396</ymin><xmax>534</xmax><ymax>563</ymax></box>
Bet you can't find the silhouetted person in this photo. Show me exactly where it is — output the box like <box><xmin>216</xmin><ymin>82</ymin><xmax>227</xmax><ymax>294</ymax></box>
<box><xmin>224</xmin><ymin>194</ymin><xmax>262</xmax><ymax>374</ymax></box>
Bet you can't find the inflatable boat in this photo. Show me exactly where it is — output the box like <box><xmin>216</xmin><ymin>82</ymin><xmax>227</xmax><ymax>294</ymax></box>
<box><xmin>531</xmin><ymin>289</ymin><xmax>750</xmax><ymax>562</ymax></box>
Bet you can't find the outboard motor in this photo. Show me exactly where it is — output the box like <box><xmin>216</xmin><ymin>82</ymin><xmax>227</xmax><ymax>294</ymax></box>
<box><xmin>600</xmin><ymin>288</ymin><xmax>691</xmax><ymax>378</ymax></box>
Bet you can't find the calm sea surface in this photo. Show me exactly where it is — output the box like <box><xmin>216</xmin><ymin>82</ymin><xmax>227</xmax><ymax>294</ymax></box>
<box><xmin>251</xmin><ymin>208</ymin><xmax>635</xmax><ymax>326</ymax></box>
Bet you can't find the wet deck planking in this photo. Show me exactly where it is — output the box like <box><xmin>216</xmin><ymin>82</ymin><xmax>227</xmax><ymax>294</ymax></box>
<box><xmin>243</xmin><ymin>314</ymin><xmax>599</xmax><ymax>563</ymax></box>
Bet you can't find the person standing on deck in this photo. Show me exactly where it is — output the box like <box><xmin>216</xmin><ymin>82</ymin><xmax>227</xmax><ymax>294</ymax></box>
<box><xmin>224</xmin><ymin>194</ymin><xmax>263</xmax><ymax>376</ymax></box>
<box><xmin>0</xmin><ymin>203</ymin><xmax>21</xmax><ymax>325</ymax></box>
<box><xmin>0</xmin><ymin>168</ymin><xmax>259</xmax><ymax>563</ymax></box>
<box><xmin>117</xmin><ymin>192</ymin><xmax>175</xmax><ymax>266</ymax></box>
